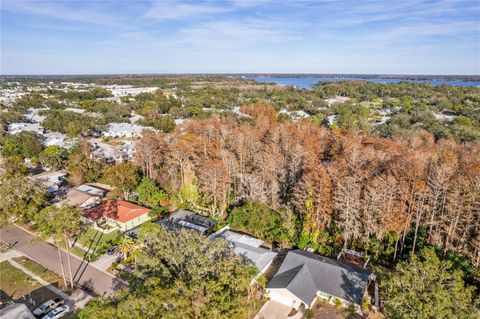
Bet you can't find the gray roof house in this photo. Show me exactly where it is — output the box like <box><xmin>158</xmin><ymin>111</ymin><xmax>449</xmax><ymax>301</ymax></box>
<box><xmin>31</xmin><ymin>170</ymin><xmax>67</xmax><ymax>193</ymax></box>
<box><xmin>57</xmin><ymin>187</ymin><xmax>102</xmax><ymax>209</ymax></box>
<box><xmin>266</xmin><ymin>250</ymin><xmax>373</xmax><ymax>310</ymax></box>
<box><xmin>157</xmin><ymin>209</ymin><xmax>216</xmax><ymax>234</ymax></box>
<box><xmin>212</xmin><ymin>227</ymin><xmax>277</xmax><ymax>275</ymax></box>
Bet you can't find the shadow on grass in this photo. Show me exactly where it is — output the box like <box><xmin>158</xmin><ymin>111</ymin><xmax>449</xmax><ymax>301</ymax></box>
<box><xmin>72</xmin><ymin>230</ymin><xmax>105</xmax><ymax>287</ymax></box>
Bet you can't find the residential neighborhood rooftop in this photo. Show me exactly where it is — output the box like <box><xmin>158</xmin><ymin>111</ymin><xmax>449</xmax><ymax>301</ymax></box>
<box><xmin>267</xmin><ymin>249</ymin><xmax>373</xmax><ymax>306</ymax></box>
<box><xmin>30</xmin><ymin>170</ymin><xmax>67</xmax><ymax>193</ymax></box>
<box><xmin>7</xmin><ymin>122</ymin><xmax>44</xmax><ymax>135</ymax></box>
<box><xmin>58</xmin><ymin>188</ymin><xmax>101</xmax><ymax>208</ymax></box>
<box><xmin>158</xmin><ymin>209</ymin><xmax>216</xmax><ymax>234</ymax></box>
<box><xmin>75</xmin><ymin>184</ymin><xmax>107</xmax><ymax>197</ymax></box>
<box><xmin>83</xmin><ymin>200</ymin><xmax>151</xmax><ymax>223</ymax></box>
<box><xmin>213</xmin><ymin>228</ymin><xmax>277</xmax><ymax>274</ymax></box>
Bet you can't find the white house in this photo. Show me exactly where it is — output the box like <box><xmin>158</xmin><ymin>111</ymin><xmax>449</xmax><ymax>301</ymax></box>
<box><xmin>24</xmin><ymin>107</ymin><xmax>49</xmax><ymax>123</ymax></box>
<box><xmin>279</xmin><ymin>109</ymin><xmax>311</xmax><ymax>121</ymax></box>
<box><xmin>325</xmin><ymin>96</ymin><xmax>350</xmax><ymax>106</ymax></box>
<box><xmin>43</xmin><ymin>132</ymin><xmax>73</xmax><ymax>148</ymax></box>
<box><xmin>103</xmin><ymin>85</ymin><xmax>158</xmax><ymax>97</ymax></box>
<box><xmin>7</xmin><ymin>122</ymin><xmax>44</xmax><ymax>135</ymax></box>
<box><xmin>103</xmin><ymin>123</ymin><xmax>155</xmax><ymax>138</ymax></box>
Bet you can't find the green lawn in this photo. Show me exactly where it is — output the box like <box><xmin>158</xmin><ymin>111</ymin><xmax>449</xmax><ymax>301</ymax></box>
<box><xmin>0</xmin><ymin>261</ymin><xmax>59</xmax><ymax>310</ymax></box>
<box><xmin>76</xmin><ymin>227</ymin><xmax>120</xmax><ymax>255</ymax></box>
<box><xmin>12</xmin><ymin>257</ymin><xmax>68</xmax><ymax>291</ymax></box>
<box><xmin>70</xmin><ymin>246</ymin><xmax>100</xmax><ymax>262</ymax></box>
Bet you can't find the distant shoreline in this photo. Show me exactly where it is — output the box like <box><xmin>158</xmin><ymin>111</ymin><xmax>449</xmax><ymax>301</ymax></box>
<box><xmin>1</xmin><ymin>73</ymin><xmax>479</xmax><ymax>82</ymax></box>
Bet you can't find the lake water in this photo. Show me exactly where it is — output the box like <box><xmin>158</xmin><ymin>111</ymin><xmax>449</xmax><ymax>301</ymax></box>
<box><xmin>248</xmin><ymin>76</ymin><xmax>480</xmax><ymax>89</ymax></box>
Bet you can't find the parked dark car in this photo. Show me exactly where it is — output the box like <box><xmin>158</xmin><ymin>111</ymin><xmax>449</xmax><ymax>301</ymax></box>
<box><xmin>107</xmin><ymin>245</ymin><xmax>117</xmax><ymax>255</ymax></box>
<box><xmin>126</xmin><ymin>232</ymin><xmax>138</xmax><ymax>240</ymax></box>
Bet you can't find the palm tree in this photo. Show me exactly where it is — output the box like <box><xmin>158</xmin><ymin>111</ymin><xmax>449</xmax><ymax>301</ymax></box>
<box><xmin>36</xmin><ymin>205</ymin><xmax>82</xmax><ymax>290</ymax></box>
<box><xmin>115</xmin><ymin>236</ymin><xmax>137</xmax><ymax>260</ymax></box>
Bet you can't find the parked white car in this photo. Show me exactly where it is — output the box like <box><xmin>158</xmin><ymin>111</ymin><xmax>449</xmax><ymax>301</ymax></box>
<box><xmin>33</xmin><ymin>298</ymin><xmax>64</xmax><ymax>316</ymax></box>
<box><xmin>41</xmin><ymin>305</ymin><xmax>71</xmax><ymax>319</ymax></box>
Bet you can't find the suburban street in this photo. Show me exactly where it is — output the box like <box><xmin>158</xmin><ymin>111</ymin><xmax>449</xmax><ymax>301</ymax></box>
<box><xmin>0</xmin><ymin>226</ymin><xmax>124</xmax><ymax>296</ymax></box>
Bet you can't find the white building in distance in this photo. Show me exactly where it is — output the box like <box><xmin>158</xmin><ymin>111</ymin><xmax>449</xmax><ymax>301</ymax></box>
<box><xmin>8</xmin><ymin>122</ymin><xmax>44</xmax><ymax>135</ymax></box>
<box><xmin>103</xmin><ymin>123</ymin><xmax>155</xmax><ymax>138</ymax></box>
<box><xmin>103</xmin><ymin>85</ymin><xmax>157</xmax><ymax>97</ymax></box>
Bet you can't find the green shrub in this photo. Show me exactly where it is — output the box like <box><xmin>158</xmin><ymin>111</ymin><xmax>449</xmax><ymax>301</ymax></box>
<box><xmin>334</xmin><ymin>298</ymin><xmax>342</xmax><ymax>308</ymax></box>
<box><xmin>361</xmin><ymin>298</ymin><xmax>369</xmax><ymax>311</ymax></box>
<box><xmin>347</xmin><ymin>303</ymin><xmax>356</xmax><ymax>313</ymax></box>
<box><xmin>304</xmin><ymin>308</ymin><xmax>314</xmax><ymax>319</ymax></box>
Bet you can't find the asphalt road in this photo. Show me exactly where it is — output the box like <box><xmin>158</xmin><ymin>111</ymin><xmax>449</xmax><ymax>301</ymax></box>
<box><xmin>0</xmin><ymin>226</ymin><xmax>124</xmax><ymax>296</ymax></box>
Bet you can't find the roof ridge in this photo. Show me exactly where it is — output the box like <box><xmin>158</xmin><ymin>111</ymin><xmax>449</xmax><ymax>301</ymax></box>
<box><xmin>283</xmin><ymin>263</ymin><xmax>305</xmax><ymax>287</ymax></box>
<box><xmin>71</xmin><ymin>188</ymin><xmax>93</xmax><ymax>197</ymax></box>
<box><xmin>292</xmin><ymin>249</ymin><xmax>370</xmax><ymax>274</ymax></box>
<box><xmin>302</xmin><ymin>263</ymin><xmax>320</xmax><ymax>291</ymax></box>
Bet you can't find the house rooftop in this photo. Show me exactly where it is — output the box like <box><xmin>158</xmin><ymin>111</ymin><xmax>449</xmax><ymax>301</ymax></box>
<box><xmin>213</xmin><ymin>229</ymin><xmax>277</xmax><ymax>272</ymax></box>
<box><xmin>75</xmin><ymin>184</ymin><xmax>107</xmax><ymax>197</ymax></box>
<box><xmin>31</xmin><ymin>170</ymin><xmax>67</xmax><ymax>180</ymax></box>
<box><xmin>59</xmin><ymin>188</ymin><xmax>96</xmax><ymax>207</ymax></box>
<box><xmin>7</xmin><ymin>122</ymin><xmax>44</xmax><ymax>135</ymax></box>
<box><xmin>267</xmin><ymin>249</ymin><xmax>373</xmax><ymax>305</ymax></box>
<box><xmin>157</xmin><ymin>209</ymin><xmax>216</xmax><ymax>234</ymax></box>
<box><xmin>83</xmin><ymin>200</ymin><xmax>150</xmax><ymax>223</ymax></box>
<box><xmin>31</xmin><ymin>170</ymin><xmax>66</xmax><ymax>192</ymax></box>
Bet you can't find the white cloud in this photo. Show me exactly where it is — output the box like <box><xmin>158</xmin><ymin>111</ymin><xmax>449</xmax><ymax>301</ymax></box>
<box><xmin>176</xmin><ymin>19</ymin><xmax>300</xmax><ymax>48</ymax></box>
<box><xmin>144</xmin><ymin>1</ymin><xmax>230</xmax><ymax>20</ymax></box>
<box><xmin>1</xmin><ymin>0</ymin><xmax>122</xmax><ymax>27</ymax></box>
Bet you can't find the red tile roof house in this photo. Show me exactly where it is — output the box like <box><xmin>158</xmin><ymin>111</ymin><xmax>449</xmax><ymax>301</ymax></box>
<box><xmin>83</xmin><ymin>200</ymin><xmax>151</xmax><ymax>233</ymax></box>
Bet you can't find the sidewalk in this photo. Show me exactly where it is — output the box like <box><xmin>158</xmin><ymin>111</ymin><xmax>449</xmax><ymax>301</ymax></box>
<box><xmin>1</xmin><ymin>226</ymin><xmax>124</xmax><ymax>296</ymax></box>
<box><xmin>69</xmin><ymin>240</ymin><xmax>93</xmax><ymax>254</ymax></box>
<box><xmin>0</xmin><ymin>249</ymin><xmax>22</xmax><ymax>262</ymax></box>
<box><xmin>70</xmin><ymin>239</ymin><xmax>118</xmax><ymax>272</ymax></box>
<box><xmin>18</xmin><ymin>225</ymin><xmax>116</xmax><ymax>277</ymax></box>
<box><xmin>8</xmin><ymin>258</ymin><xmax>71</xmax><ymax>301</ymax></box>
<box><xmin>5</xmin><ymin>251</ymin><xmax>94</xmax><ymax>310</ymax></box>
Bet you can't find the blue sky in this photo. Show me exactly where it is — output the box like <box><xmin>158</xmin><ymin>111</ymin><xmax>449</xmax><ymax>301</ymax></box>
<box><xmin>1</xmin><ymin>0</ymin><xmax>479</xmax><ymax>75</ymax></box>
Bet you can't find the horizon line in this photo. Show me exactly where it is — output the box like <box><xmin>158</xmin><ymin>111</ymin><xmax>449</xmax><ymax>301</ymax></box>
<box><xmin>1</xmin><ymin>72</ymin><xmax>479</xmax><ymax>78</ymax></box>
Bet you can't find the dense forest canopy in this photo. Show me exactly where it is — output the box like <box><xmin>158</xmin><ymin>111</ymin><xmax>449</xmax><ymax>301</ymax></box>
<box><xmin>133</xmin><ymin>105</ymin><xmax>480</xmax><ymax>270</ymax></box>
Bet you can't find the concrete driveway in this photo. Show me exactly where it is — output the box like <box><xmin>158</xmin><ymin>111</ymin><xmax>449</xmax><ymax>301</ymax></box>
<box><xmin>254</xmin><ymin>301</ymin><xmax>293</xmax><ymax>319</ymax></box>
<box><xmin>92</xmin><ymin>254</ymin><xmax>119</xmax><ymax>271</ymax></box>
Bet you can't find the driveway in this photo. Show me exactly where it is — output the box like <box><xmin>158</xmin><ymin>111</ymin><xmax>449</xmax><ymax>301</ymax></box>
<box><xmin>92</xmin><ymin>254</ymin><xmax>119</xmax><ymax>271</ymax></box>
<box><xmin>254</xmin><ymin>301</ymin><xmax>294</xmax><ymax>319</ymax></box>
<box><xmin>0</xmin><ymin>226</ymin><xmax>125</xmax><ymax>296</ymax></box>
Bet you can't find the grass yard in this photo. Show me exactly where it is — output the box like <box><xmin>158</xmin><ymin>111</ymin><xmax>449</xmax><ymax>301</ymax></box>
<box><xmin>71</xmin><ymin>246</ymin><xmax>100</xmax><ymax>262</ymax></box>
<box><xmin>0</xmin><ymin>261</ymin><xmax>59</xmax><ymax>310</ymax></box>
<box><xmin>12</xmin><ymin>257</ymin><xmax>68</xmax><ymax>291</ymax></box>
<box><xmin>77</xmin><ymin>227</ymin><xmax>120</xmax><ymax>254</ymax></box>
